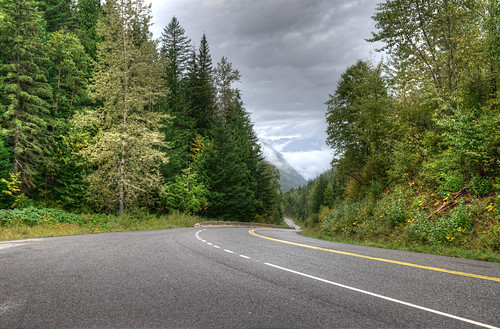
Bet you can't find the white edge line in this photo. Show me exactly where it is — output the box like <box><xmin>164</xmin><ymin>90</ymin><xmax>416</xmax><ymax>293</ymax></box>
<box><xmin>264</xmin><ymin>263</ymin><xmax>499</xmax><ymax>329</ymax></box>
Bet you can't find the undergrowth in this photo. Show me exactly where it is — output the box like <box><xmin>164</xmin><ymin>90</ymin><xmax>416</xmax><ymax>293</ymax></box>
<box><xmin>0</xmin><ymin>207</ymin><xmax>202</xmax><ymax>241</ymax></box>
<box><xmin>298</xmin><ymin>184</ymin><xmax>500</xmax><ymax>262</ymax></box>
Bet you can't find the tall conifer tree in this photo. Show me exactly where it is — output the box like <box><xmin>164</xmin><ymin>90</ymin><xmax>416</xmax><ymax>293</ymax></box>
<box><xmin>159</xmin><ymin>17</ymin><xmax>195</xmax><ymax>178</ymax></box>
<box><xmin>75</xmin><ymin>0</ymin><xmax>101</xmax><ymax>61</ymax></box>
<box><xmin>0</xmin><ymin>0</ymin><xmax>52</xmax><ymax>192</ymax></box>
<box><xmin>187</xmin><ymin>33</ymin><xmax>216</xmax><ymax>136</ymax></box>
<box><xmin>79</xmin><ymin>0</ymin><xmax>167</xmax><ymax>214</ymax></box>
<box><xmin>41</xmin><ymin>0</ymin><xmax>75</xmax><ymax>33</ymax></box>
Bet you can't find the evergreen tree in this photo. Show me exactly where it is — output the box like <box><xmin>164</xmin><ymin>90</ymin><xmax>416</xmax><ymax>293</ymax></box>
<box><xmin>47</xmin><ymin>29</ymin><xmax>90</xmax><ymax>119</ymax></box>
<box><xmin>187</xmin><ymin>33</ymin><xmax>216</xmax><ymax>136</ymax></box>
<box><xmin>0</xmin><ymin>0</ymin><xmax>52</xmax><ymax>192</ymax></box>
<box><xmin>160</xmin><ymin>16</ymin><xmax>192</xmax><ymax>83</ymax></box>
<box><xmin>79</xmin><ymin>0</ymin><xmax>166</xmax><ymax>214</ymax></box>
<box><xmin>214</xmin><ymin>56</ymin><xmax>241</xmax><ymax>118</ymax></box>
<box><xmin>0</xmin><ymin>134</ymin><xmax>12</xmax><ymax>208</ymax></box>
<box><xmin>311</xmin><ymin>174</ymin><xmax>327</xmax><ymax>214</ymax></box>
<box><xmin>203</xmin><ymin>115</ymin><xmax>255</xmax><ymax>221</ymax></box>
<box><xmin>159</xmin><ymin>17</ymin><xmax>196</xmax><ymax>178</ymax></box>
<box><xmin>75</xmin><ymin>0</ymin><xmax>101</xmax><ymax>61</ymax></box>
<box><xmin>41</xmin><ymin>0</ymin><xmax>75</xmax><ymax>33</ymax></box>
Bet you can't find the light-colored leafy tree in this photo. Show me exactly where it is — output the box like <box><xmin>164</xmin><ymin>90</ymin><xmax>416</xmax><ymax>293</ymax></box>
<box><xmin>79</xmin><ymin>0</ymin><xmax>167</xmax><ymax>214</ymax></box>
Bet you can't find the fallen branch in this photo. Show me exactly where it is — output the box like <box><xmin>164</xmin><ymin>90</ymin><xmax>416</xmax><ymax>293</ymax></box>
<box><xmin>428</xmin><ymin>188</ymin><xmax>468</xmax><ymax>219</ymax></box>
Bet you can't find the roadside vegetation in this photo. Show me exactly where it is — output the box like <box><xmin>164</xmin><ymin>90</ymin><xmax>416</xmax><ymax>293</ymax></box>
<box><xmin>0</xmin><ymin>206</ymin><xmax>202</xmax><ymax>241</ymax></box>
<box><xmin>285</xmin><ymin>0</ymin><xmax>500</xmax><ymax>262</ymax></box>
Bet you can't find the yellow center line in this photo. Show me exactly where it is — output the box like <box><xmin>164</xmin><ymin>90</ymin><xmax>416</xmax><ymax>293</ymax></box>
<box><xmin>249</xmin><ymin>229</ymin><xmax>500</xmax><ymax>282</ymax></box>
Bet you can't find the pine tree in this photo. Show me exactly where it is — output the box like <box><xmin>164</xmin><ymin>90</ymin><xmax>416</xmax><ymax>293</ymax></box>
<box><xmin>0</xmin><ymin>0</ymin><xmax>52</xmax><ymax>192</ymax></box>
<box><xmin>79</xmin><ymin>0</ymin><xmax>167</xmax><ymax>214</ymax></box>
<box><xmin>214</xmin><ymin>56</ymin><xmax>241</xmax><ymax>118</ymax></box>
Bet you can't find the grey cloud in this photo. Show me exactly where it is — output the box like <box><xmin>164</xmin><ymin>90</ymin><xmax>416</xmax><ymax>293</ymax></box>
<box><xmin>150</xmin><ymin>0</ymin><xmax>383</xmax><ymax>177</ymax></box>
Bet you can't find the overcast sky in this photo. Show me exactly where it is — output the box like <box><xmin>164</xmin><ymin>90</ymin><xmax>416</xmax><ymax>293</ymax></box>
<box><xmin>149</xmin><ymin>0</ymin><xmax>384</xmax><ymax>180</ymax></box>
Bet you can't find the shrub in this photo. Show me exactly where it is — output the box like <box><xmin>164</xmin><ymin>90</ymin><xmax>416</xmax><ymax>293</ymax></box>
<box><xmin>405</xmin><ymin>202</ymin><xmax>472</xmax><ymax>245</ymax></box>
<box><xmin>0</xmin><ymin>207</ymin><xmax>83</xmax><ymax>227</ymax></box>
<box><xmin>470</xmin><ymin>175</ymin><xmax>492</xmax><ymax>197</ymax></box>
<box><xmin>478</xmin><ymin>223</ymin><xmax>500</xmax><ymax>252</ymax></box>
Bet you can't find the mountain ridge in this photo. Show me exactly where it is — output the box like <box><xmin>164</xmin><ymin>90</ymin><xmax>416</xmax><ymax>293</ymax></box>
<box><xmin>260</xmin><ymin>141</ymin><xmax>307</xmax><ymax>192</ymax></box>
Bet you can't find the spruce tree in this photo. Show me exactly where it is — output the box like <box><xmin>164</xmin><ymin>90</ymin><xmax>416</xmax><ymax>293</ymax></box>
<box><xmin>187</xmin><ymin>33</ymin><xmax>216</xmax><ymax>136</ymax></box>
<box><xmin>160</xmin><ymin>16</ymin><xmax>192</xmax><ymax>83</ymax></box>
<box><xmin>75</xmin><ymin>0</ymin><xmax>101</xmax><ymax>61</ymax></box>
<box><xmin>0</xmin><ymin>134</ymin><xmax>12</xmax><ymax>208</ymax></box>
<box><xmin>47</xmin><ymin>30</ymin><xmax>90</xmax><ymax>119</ymax></box>
<box><xmin>41</xmin><ymin>0</ymin><xmax>75</xmax><ymax>33</ymax></box>
<box><xmin>159</xmin><ymin>17</ymin><xmax>196</xmax><ymax>178</ymax></box>
<box><xmin>0</xmin><ymin>0</ymin><xmax>52</xmax><ymax>192</ymax></box>
<box><xmin>203</xmin><ymin>115</ymin><xmax>255</xmax><ymax>221</ymax></box>
<box><xmin>78</xmin><ymin>0</ymin><xmax>167</xmax><ymax>214</ymax></box>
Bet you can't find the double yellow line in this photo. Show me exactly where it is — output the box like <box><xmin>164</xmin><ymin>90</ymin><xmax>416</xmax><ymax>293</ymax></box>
<box><xmin>249</xmin><ymin>229</ymin><xmax>500</xmax><ymax>282</ymax></box>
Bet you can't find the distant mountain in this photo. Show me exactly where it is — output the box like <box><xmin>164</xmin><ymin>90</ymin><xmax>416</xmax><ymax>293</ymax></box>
<box><xmin>260</xmin><ymin>141</ymin><xmax>307</xmax><ymax>192</ymax></box>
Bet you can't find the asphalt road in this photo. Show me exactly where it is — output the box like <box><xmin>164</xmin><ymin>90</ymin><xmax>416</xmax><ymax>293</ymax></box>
<box><xmin>1</xmin><ymin>227</ymin><xmax>499</xmax><ymax>328</ymax></box>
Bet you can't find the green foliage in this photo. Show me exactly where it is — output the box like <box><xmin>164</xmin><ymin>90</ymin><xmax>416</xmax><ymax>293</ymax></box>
<box><xmin>326</xmin><ymin>60</ymin><xmax>392</xmax><ymax>187</ymax></box>
<box><xmin>41</xmin><ymin>0</ymin><xmax>75</xmax><ymax>33</ymax></box>
<box><xmin>1</xmin><ymin>173</ymin><xmax>25</xmax><ymax>209</ymax></box>
<box><xmin>0</xmin><ymin>0</ymin><xmax>52</xmax><ymax>191</ymax></box>
<box><xmin>0</xmin><ymin>135</ymin><xmax>11</xmax><ymax>208</ymax></box>
<box><xmin>81</xmin><ymin>0</ymin><xmax>167</xmax><ymax>214</ymax></box>
<box><xmin>74</xmin><ymin>0</ymin><xmax>101</xmax><ymax>61</ymax></box>
<box><xmin>478</xmin><ymin>222</ymin><xmax>500</xmax><ymax>252</ymax></box>
<box><xmin>406</xmin><ymin>203</ymin><xmax>473</xmax><ymax>245</ymax></box>
<box><xmin>0</xmin><ymin>206</ymin><xmax>83</xmax><ymax>226</ymax></box>
<box><xmin>161</xmin><ymin>168</ymin><xmax>209</xmax><ymax>214</ymax></box>
<box><xmin>47</xmin><ymin>29</ymin><xmax>90</xmax><ymax>119</ymax></box>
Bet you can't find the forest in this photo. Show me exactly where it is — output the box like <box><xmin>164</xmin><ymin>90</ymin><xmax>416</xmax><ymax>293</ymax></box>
<box><xmin>284</xmin><ymin>0</ymin><xmax>500</xmax><ymax>257</ymax></box>
<box><xmin>0</xmin><ymin>0</ymin><xmax>282</xmax><ymax>229</ymax></box>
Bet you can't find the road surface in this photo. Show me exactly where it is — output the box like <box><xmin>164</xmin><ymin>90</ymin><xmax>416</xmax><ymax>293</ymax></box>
<box><xmin>1</xmin><ymin>227</ymin><xmax>499</xmax><ymax>328</ymax></box>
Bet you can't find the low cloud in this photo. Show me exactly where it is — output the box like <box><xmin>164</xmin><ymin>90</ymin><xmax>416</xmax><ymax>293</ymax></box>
<box><xmin>282</xmin><ymin>150</ymin><xmax>333</xmax><ymax>181</ymax></box>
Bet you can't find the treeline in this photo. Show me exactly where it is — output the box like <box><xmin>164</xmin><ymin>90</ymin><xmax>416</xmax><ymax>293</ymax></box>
<box><xmin>285</xmin><ymin>0</ymin><xmax>500</xmax><ymax>252</ymax></box>
<box><xmin>0</xmin><ymin>0</ymin><xmax>281</xmax><ymax>223</ymax></box>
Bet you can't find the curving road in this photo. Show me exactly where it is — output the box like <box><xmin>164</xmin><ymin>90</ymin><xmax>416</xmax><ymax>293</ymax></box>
<box><xmin>1</xmin><ymin>227</ymin><xmax>499</xmax><ymax>328</ymax></box>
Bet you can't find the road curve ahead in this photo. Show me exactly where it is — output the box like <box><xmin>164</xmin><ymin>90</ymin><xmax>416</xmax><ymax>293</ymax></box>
<box><xmin>1</xmin><ymin>228</ymin><xmax>499</xmax><ymax>328</ymax></box>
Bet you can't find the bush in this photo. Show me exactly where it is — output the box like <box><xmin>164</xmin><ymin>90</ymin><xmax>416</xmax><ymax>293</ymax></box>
<box><xmin>471</xmin><ymin>175</ymin><xmax>492</xmax><ymax>197</ymax></box>
<box><xmin>404</xmin><ymin>202</ymin><xmax>472</xmax><ymax>245</ymax></box>
<box><xmin>478</xmin><ymin>223</ymin><xmax>500</xmax><ymax>252</ymax></box>
<box><xmin>0</xmin><ymin>207</ymin><xmax>84</xmax><ymax>227</ymax></box>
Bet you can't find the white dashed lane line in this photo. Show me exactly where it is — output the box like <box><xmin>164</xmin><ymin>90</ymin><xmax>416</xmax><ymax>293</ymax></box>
<box><xmin>196</xmin><ymin>230</ymin><xmax>259</xmax><ymax>262</ymax></box>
